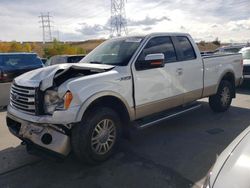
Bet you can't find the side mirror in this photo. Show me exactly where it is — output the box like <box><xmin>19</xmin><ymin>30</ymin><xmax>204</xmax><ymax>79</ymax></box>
<box><xmin>144</xmin><ymin>53</ymin><xmax>165</xmax><ymax>68</ymax></box>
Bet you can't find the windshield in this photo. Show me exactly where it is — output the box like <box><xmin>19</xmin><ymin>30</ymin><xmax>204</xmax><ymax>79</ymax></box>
<box><xmin>80</xmin><ymin>37</ymin><xmax>143</xmax><ymax>66</ymax></box>
<box><xmin>241</xmin><ymin>49</ymin><xmax>250</xmax><ymax>60</ymax></box>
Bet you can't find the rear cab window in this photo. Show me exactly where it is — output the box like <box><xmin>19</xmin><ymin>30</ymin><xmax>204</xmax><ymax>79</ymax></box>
<box><xmin>174</xmin><ymin>36</ymin><xmax>196</xmax><ymax>61</ymax></box>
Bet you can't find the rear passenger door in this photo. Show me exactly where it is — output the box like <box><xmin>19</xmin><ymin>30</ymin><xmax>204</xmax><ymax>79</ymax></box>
<box><xmin>172</xmin><ymin>36</ymin><xmax>203</xmax><ymax>103</ymax></box>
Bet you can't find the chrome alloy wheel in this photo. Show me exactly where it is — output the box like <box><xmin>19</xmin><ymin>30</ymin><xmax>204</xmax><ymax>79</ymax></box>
<box><xmin>91</xmin><ymin>119</ymin><xmax>116</xmax><ymax>155</ymax></box>
<box><xmin>221</xmin><ymin>87</ymin><xmax>231</xmax><ymax>106</ymax></box>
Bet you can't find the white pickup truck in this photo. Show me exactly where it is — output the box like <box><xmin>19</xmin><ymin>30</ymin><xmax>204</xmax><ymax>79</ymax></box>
<box><xmin>6</xmin><ymin>33</ymin><xmax>243</xmax><ymax>163</ymax></box>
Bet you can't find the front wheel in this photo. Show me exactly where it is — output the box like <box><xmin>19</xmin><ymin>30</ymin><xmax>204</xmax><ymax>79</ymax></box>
<box><xmin>71</xmin><ymin>107</ymin><xmax>121</xmax><ymax>164</ymax></box>
<box><xmin>209</xmin><ymin>80</ymin><xmax>233</xmax><ymax>112</ymax></box>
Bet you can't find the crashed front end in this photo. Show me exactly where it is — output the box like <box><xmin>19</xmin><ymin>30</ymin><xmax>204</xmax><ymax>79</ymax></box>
<box><xmin>6</xmin><ymin>63</ymin><xmax>114</xmax><ymax>158</ymax></box>
<box><xmin>6</xmin><ymin>111</ymin><xmax>71</xmax><ymax>158</ymax></box>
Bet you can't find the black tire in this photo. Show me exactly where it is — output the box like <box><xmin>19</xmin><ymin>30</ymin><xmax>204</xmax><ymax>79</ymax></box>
<box><xmin>71</xmin><ymin>107</ymin><xmax>121</xmax><ymax>164</ymax></box>
<box><xmin>209</xmin><ymin>80</ymin><xmax>233</xmax><ymax>112</ymax></box>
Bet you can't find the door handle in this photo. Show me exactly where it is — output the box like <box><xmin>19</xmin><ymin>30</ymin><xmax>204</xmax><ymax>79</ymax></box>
<box><xmin>176</xmin><ymin>68</ymin><xmax>183</xmax><ymax>75</ymax></box>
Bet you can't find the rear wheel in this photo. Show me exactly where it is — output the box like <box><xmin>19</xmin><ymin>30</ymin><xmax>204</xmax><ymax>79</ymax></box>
<box><xmin>209</xmin><ymin>80</ymin><xmax>233</xmax><ymax>112</ymax></box>
<box><xmin>71</xmin><ymin>107</ymin><xmax>121</xmax><ymax>164</ymax></box>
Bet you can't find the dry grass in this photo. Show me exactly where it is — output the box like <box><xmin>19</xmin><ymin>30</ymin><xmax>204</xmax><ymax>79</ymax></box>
<box><xmin>197</xmin><ymin>43</ymin><xmax>220</xmax><ymax>52</ymax></box>
<box><xmin>1</xmin><ymin>39</ymin><xmax>224</xmax><ymax>57</ymax></box>
<box><xmin>68</xmin><ymin>39</ymin><xmax>105</xmax><ymax>53</ymax></box>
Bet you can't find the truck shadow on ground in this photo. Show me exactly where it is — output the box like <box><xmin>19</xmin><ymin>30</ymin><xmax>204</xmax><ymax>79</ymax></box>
<box><xmin>237</xmin><ymin>88</ymin><xmax>250</xmax><ymax>96</ymax></box>
<box><xmin>0</xmin><ymin>99</ymin><xmax>250</xmax><ymax>188</ymax></box>
<box><xmin>0</xmin><ymin>146</ymin><xmax>193</xmax><ymax>188</ymax></box>
<box><xmin>238</xmin><ymin>80</ymin><xmax>250</xmax><ymax>91</ymax></box>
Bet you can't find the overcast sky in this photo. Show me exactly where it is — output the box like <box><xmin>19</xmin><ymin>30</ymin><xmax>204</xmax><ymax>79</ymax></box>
<box><xmin>0</xmin><ymin>0</ymin><xmax>250</xmax><ymax>42</ymax></box>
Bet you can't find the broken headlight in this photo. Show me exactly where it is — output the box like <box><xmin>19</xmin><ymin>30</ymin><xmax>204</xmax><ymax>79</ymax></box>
<box><xmin>44</xmin><ymin>90</ymin><xmax>73</xmax><ymax>114</ymax></box>
<box><xmin>44</xmin><ymin>90</ymin><xmax>64</xmax><ymax>114</ymax></box>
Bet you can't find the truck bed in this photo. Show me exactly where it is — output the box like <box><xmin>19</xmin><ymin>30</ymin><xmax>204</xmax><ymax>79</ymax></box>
<box><xmin>202</xmin><ymin>53</ymin><xmax>242</xmax><ymax>97</ymax></box>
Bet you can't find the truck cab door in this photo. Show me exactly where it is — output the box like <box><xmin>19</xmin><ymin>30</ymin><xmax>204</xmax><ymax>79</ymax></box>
<box><xmin>132</xmin><ymin>36</ymin><xmax>185</xmax><ymax>119</ymax></box>
<box><xmin>172</xmin><ymin>36</ymin><xmax>203</xmax><ymax>103</ymax></box>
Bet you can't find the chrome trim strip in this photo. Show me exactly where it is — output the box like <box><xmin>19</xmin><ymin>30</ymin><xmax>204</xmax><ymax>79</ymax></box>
<box><xmin>10</xmin><ymin>102</ymin><xmax>35</xmax><ymax>115</ymax></box>
<box><xmin>10</xmin><ymin>94</ymin><xmax>35</xmax><ymax>103</ymax></box>
<box><xmin>10</xmin><ymin>97</ymin><xmax>35</xmax><ymax>109</ymax></box>
<box><xmin>11</xmin><ymin>87</ymin><xmax>35</xmax><ymax>95</ymax></box>
<box><xmin>138</xmin><ymin>104</ymin><xmax>202</xmax><ymax>129</ymax></box>
<box><xmin>10</xmin><ymin>83</ymin><xmax>37</xmax><ymax>115</ymax></box>
<box><xmin>13</xmin><ymin>83</ymin><xmax>35</xmax><ymax>89</ymax></box>
<box><xmin>10</xmin><ymin>91</ymin><xmax>34</xmax><ymax>98</ymax></box>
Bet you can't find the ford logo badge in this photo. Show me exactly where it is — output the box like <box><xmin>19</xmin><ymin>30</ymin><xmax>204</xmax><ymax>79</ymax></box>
<box><xmin>12</xmin><ymin>93</ymin><xmax>19</xmax><ymax>101</ymax></box>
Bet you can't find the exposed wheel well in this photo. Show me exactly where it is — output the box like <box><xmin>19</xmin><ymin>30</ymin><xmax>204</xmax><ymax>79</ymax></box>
<box><xmin>220</xmin><ymin>72</ymin><xmax>236</xmax><ymax>97</ymax></box>
<box><xmin>83</xmin><ymin>96</ymin><xmax>131</xmax><ymax>132</ymax></box>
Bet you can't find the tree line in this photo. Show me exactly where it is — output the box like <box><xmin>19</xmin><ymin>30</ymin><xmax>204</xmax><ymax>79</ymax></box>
<box><xmin>0</xmin><ymin>40</ymin><xmax>86</xmax><ymax>58</ymax></box>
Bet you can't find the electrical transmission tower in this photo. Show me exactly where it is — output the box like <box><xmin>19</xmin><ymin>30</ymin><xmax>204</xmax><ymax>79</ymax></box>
<box><xmin>110</xmin><ymin>0</ymin><xmax>128</xmax><ymax>37</ymax></box>
<box><xmin>39</xmin><ymin>12</ymin><xmax>53</xmax><ymax>43</ymax></box>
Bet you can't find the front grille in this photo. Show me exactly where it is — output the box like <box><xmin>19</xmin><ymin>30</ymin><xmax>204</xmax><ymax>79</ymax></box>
<box><xmin>10</xmin><ymin>83</ymin><xmax>37</xmax><ymax>115</ymax></box>
<box><xmin>243</xmin><ymin>65</ymin><xmax>250</xmax><ymax>75</ymax></box>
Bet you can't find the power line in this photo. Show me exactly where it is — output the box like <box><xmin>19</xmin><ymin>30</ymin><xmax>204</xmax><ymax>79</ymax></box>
<box><xmin>110</xmin><ymin>0</ymin><xmax>128</xmax><ymax>37</ymax></box>
<box><xmin>39</xmin><ymin>12</ymin><xmax>53</xmax><ymax>43</ymax></box>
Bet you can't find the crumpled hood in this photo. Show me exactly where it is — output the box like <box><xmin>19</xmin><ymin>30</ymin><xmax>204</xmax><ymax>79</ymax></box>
<box><xmin>14</xmin><ymin>63</ymin><xmax>114</xmax><ymax>90</ymax></box>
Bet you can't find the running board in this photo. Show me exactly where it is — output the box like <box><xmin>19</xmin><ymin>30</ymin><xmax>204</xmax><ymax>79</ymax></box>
<box><xmin>134</xmin><ymin>102</ymin><xmax>202</xmax><ymax>130</ymax></box>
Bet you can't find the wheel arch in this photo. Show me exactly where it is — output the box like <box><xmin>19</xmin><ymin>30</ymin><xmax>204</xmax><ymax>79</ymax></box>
<box><xmin>75</xmin><ymin>91</ymin><xmax>135</xmax><ymax>124</ymax></box>
<box><xmin>216</xmin><ymin>71</ymin><xmax>236</xmax><ymax>97</ymax></box>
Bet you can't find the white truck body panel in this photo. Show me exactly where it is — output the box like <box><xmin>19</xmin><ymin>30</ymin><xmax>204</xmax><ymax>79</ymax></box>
<box><xmin>6</xmin><ymin>32</ymin><xmax>243</xmax><ymax>156</ymax></box>
<box><xmin>202</xmin><ymin>54</ymin><xmax>243</xmax><ymax>97</ymax></box>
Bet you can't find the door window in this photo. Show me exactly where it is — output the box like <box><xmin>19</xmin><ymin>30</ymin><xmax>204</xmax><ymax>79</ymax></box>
<box><xmin>136</xmin><ymin>36</ymin><xmax>177</xmax><ymax>69</ymax></box>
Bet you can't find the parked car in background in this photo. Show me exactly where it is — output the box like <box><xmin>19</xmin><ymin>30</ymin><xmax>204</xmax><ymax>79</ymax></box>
<box><xmin>214</xmin><ymin>44</ymin><xmax>245</xmax><ymax>54</ymax></box>
<box><xmin>203</xmin><ymin>126</ymin><xmax>250</xmax><ymax>188</ymax></box>
<box><xmin>0</xmin><ymin>53</ymin><xmax>43</xmax><ymax>108</ymax></box>
<box><xmin>45</xmin><ymin>54</ymin><xmax>85</xmax><ymax>66</ymax></box>
<box><xmin>6</xmin><ymin>33</ymin><xmax>243</xmax><ymax>164</ymax></box>
<box><xmin>239</xmin><ymin>47</ymin><xmax>250</xmax><ymax>80</ymax></box>
<box><xmin>40</xmin><ymin>58</ymin><xmax>47</xmax><ymax>65</ymax></box>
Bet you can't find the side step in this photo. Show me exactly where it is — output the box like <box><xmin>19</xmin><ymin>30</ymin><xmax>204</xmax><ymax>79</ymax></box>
<box><xmin>134</xmin><ymin>102</ymin><xmax>202</xmax><ymax>130</ymax></box>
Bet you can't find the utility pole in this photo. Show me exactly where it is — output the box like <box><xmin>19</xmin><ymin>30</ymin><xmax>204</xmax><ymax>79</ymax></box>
<box><xmin>110</xmin><ymin>0</ymin><xmax>128</xmax><ymax>37</ymax></box>
<box><xmin>39</xmin><ymin>12</ymin><xmax>53</xmax><ymax>43</ymax></box>
<box><xmin>56</xmin><ymin>30</ymin><xmax>60</xmax><ymax>41</ymax></box>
